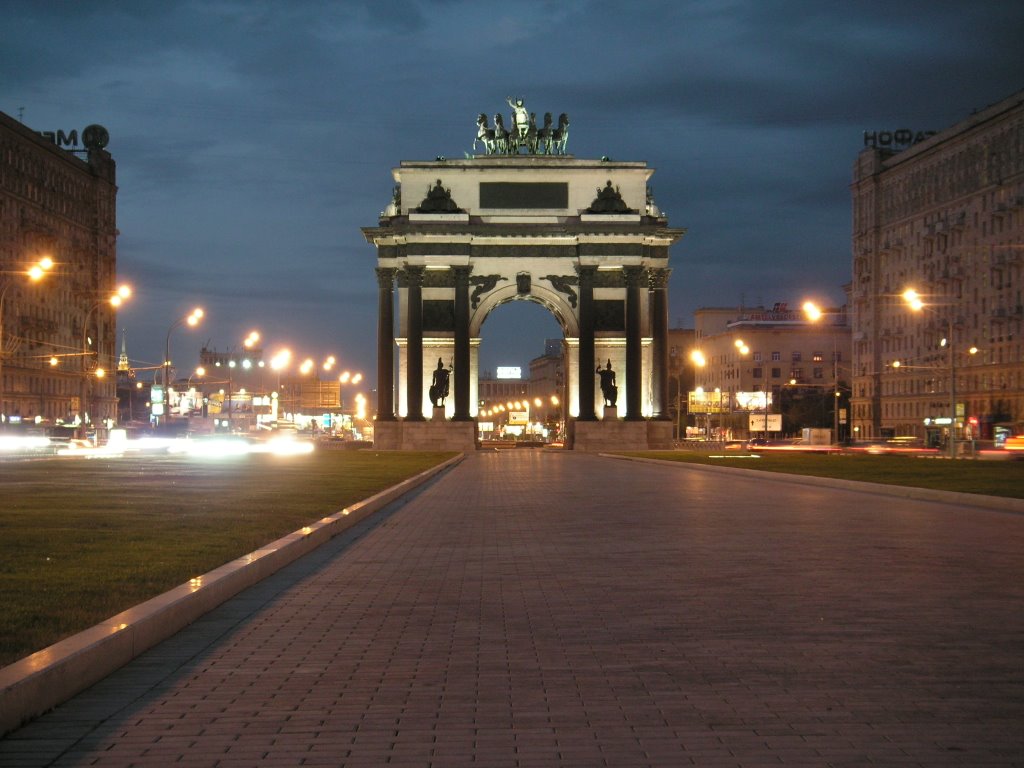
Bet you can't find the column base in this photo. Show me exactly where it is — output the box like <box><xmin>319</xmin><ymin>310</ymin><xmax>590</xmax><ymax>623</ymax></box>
<box><xmin>372</xmin><ymin>420</ymin><xmax>477</xmax><ymax>451</ymax></box>
<box><xmin>568</xmin><ymin>419</ymin><xmax>673</xmax><ymax>452</ymax></box>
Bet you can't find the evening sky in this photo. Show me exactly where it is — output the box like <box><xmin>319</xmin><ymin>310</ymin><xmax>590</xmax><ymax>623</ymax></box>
<box><xmin>2</xmin><ymin>0</ymin><xmax>1022</xmax><ymax>387</ymax></box>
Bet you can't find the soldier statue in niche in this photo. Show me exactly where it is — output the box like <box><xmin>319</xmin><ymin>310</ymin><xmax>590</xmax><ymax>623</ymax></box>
<box><xmin>596</xmin><ymin>360</ymin><xmax>617</xmax><ymax>408</ymax></box>
<box><xmin>429</xmin><ymin>358</ymin><xmax>451</xmax><ymax>408</ymax></box>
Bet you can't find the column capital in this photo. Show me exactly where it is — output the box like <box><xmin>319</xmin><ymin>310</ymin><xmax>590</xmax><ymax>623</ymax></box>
<box><xmin>623</xmin><ymin>265</ymin><xmax>647</xmax><ymax>288</ymax></box>
<box><xmin>648</xmin><ymin>267</ymin><xmax>671</xmax><ymax>290</ymax></box>
<box><xmin>575</xmin><ymin>264</ymin><xmax>597</xmax><ymax>286</ymax></box>
<box><xmin>403</xmin><ymin>264</ymin><xmax>425</xmax><ymax>287</ymax></box>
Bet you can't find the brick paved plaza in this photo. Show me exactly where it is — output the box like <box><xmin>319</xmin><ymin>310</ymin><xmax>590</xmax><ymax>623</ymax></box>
<box><xmin>2</xmin><ymin>450</ymin><xmax>1022</xmax><ymax>766</ymax></box>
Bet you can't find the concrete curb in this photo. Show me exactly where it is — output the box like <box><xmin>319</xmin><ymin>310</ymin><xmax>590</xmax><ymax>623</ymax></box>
<box><xmin>0</xmin><ymin>453</ymin><xmax>464</xmax><ymax>736</ymax></box>
<box><xmin>602</xmin><ymin>453</ymin><xmax>1024</xmax><ymax>515</ymax></box>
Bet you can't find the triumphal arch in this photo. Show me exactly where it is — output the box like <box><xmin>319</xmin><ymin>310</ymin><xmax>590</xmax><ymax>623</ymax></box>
<box><xmin>362</xmin><ymin>100</ymin><xmax>685</xmax><ymax>450</ymax></box>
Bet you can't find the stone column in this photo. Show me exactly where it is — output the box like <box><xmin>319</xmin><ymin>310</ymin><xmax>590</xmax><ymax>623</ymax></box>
<box><xmin>405</xmin><ymin>265</ymin><xmax>425</xmax><ymax>421</ymax></box>
<box><xmin>375</xmin><ymin>267</ymin><xmax>396</xmax><ymax>421</ymax></box>
<box><xmin>453</xmin><ymin>266</ymin><xmax>472</xmax><ymax>421</ymax></box>
<box><xmin>624</xmin><ymin>266</ymin><xmax>645</xmax><ymax>421</ymax></box>
<box><xmin>649</xmin><ymin>268</ymin><xmax>671</xmax><ymax>420</ymax></box>
<box><xmin>576</xmin><ymin>265</ymin><xmax>597</xmax><ymax>421</ymax></box>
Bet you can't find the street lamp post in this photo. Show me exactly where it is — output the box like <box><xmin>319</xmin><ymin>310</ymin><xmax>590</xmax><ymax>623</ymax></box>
<box><xmin>163</xmin><ymin>308</ymin><xmax>204</xmax><ymax>423</ymax></box>
<box><xmin>803</xmin><ymin>301</ymin><xmax>842</xmax><ymax>444</ymax></box>
<box><xmin>689</xmin><ymin>349</ymin><xmax>707</xmax><ymax>439</ymax></box>
<box><xmin>903</xmin><ymin>289</ymin><xmax>958</xmax><ymax>458</ymax></box>
<box><xmin>1</xmin><ymin>256</ymin><xmax>54</xmax><ymax>424</ymax></box>
<box><xmin>80</xmin><ymin>285</ymin><xmax>131</xmax><ymax>432</ymax></box>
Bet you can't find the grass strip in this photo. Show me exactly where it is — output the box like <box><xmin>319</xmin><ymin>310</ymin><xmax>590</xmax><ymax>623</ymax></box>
<box><xmin>619</xmin><ymin>450</ymin><xmax>1024</xmax><ymax>499</ymax></box>
<box><xmin>0</xmin><ymin>450</ymin><xmax>454</xmax><ymax>668</ymax></box>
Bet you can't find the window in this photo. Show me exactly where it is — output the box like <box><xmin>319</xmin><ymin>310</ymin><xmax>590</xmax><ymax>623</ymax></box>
<box><xmin>791</xmin><ymin>351</ymin><xmax>802</xmax><ymax>362</ymax></box>
<box><xmin>753</xmin><ymin>367</ymin><xmax>763</xmax><ymax>379</ymax></box>
<box><xmin>813</xmin><ymin>367</ymin><xmax>824</xmax><ymax>379</ymax></box>
<box><xmin>812</xmin><ymin>352</ymin><xmax>824</xmax><ymax>362</ymax></box>
<box><xmin>771</xmin><ymin>351</ymin><xmax>781</xmax><ymax>361</ymax></box>
<box><xmin>753</xmin><ymin>351</ymin><xmax>762</xmax><ymax>362</ymax></box>
<box><xmin>791</xmin><ymin>368</ymin><xmax>803</xmax><ymax>381</ymax></box>
<box><xmin>770</xmin><ymin>367</ymin><xmax>781</xmax><ymax>379</ymax></box>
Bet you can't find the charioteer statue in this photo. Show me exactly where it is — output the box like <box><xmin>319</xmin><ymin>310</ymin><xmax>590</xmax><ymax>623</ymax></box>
<box><xmin>473</xmin><ymin>98</ymin><xmax>569</xmax><ymax>156</ymax></box>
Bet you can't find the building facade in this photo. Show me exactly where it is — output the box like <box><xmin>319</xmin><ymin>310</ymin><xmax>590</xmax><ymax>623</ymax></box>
<box><xmin>851</xmin><ymin>90</ymin><xmax>1024</xmax><ymax>445</ymax></box>
<box><xmin>0</xmin><ymin>111</ymin><xmax>118</xmax><ymax>432</ymax></box>
<box><xmin>692</xmin><ymin>303</ymin><xmax>852</xmax><ymax>440</ymax></box>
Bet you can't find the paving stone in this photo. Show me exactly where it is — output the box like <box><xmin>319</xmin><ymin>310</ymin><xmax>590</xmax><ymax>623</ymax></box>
<box><xmin>2</xmin><ymin>451</ymin><xmax>1023</xmax><ymax>766</ymax></box>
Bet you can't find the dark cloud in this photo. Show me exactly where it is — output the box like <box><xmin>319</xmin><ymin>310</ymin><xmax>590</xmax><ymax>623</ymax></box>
<box><xmin>2</xmin><ymin>0</ymin><xmax>1021</xmax><ymax>379</ymax></box>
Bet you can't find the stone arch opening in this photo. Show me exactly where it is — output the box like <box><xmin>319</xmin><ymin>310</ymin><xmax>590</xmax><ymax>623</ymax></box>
<box><xmin>471</xmin><ymin>283</ymin><xmax>579</xmax><ymax>339</ymax></box>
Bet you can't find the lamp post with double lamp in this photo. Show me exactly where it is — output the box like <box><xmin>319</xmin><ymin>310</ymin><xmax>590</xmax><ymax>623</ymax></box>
<box><xmin>732</xmin><ymin>338</ymin><xmax>761</xmax><ymax>440</ymax></box>
<box><xmin>802</xmin><ymin>301</ymin><xmax>842</xmax><ymax>444</ymax></box>
<box><xmin>80</xmin><ymin>284</ymin><xmax>131</xmax><ymax>433</ymax></box>
<box><xmin>338</xmin><ymin>370</ymin><xmax>363</xmax><ymax>412</ymax></box>
<box><xmin>902</xmin><ymin>288</ymin><xmax>959</xmax><ymax>458</ymax></box>
<box><xmin>0</xmin><ymin>256</ymin><xmax>54</xmax><ymax>425</ymax></box>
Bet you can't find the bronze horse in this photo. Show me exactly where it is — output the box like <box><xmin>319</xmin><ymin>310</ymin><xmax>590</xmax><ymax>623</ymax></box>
<box><xmin>474</xmin><ymin>113</ymin><xmax>495</xmax><ymax>154</ymax></box>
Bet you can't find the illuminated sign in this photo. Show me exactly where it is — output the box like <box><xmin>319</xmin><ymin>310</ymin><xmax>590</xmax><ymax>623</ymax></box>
<box><xmin>749</xmin><ymin>414</ymin><xmax>782</xmax><ymax>432</ymax></box>
<box><xmin>507</xmin><ymin>411</ymin><xmax>528</xmax><ymax>425</ymax></box>
<box><xmin>863</xmin><ymin>129</ymin><xmax>936</xmax><ymax>149</ymax></box>
<box><xmin>735</xmin><ymin>391</ymin><xmax>770</xmax><ymax>411</ymax></box>
<box><xmin>496</xmin><ymin>367</ymin><xmax>522</xmax><ymax>379</ymax></box>
<box><xmin>688</xmin><ymin>390</ymin><xmax>727</xmax><ymax>414</ymax></box>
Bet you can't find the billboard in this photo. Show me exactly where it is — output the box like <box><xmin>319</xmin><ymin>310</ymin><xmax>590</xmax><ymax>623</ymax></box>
<box><xmin>734</xmin><ymin>391</ymin><xmax>770</xmax><ymax>411</ymax></box>
<box><xmin>507</xmin><ymin>411</ymin><xmax>529</xmax><ymax>425</ymax></box>
<box><xmin>688</xmin><ymin>390</ymin><xmax>727</xmax><ymax>414</ymax></box>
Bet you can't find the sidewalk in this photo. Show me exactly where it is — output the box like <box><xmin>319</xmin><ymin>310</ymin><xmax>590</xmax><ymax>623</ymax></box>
<box><xmin>2</xmin><ymin>449</ymin><xmax>1023</xmax><ymax>766</ymax></box>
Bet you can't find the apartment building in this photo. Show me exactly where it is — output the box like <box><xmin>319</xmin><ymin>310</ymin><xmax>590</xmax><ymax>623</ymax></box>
<box><xmin>850</xmin><ymin>90</ymin><xmax>1024</xmax><ymax>445</ymax></box>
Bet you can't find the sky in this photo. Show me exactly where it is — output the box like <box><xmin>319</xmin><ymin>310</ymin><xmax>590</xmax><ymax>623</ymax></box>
<box><xmin>2</xmin><ymin>0</ymin><xmax>1022</xmax><ymax>388</ymax></box>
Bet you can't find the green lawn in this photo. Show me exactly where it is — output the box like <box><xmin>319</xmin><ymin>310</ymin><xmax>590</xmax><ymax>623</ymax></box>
<box><xmin>0</xmin><ymin>450</ymin><xmax>454</xmax><ymax>668</ymax></box>
<box><xmin>621</xmin><ymin>449</ymin><xmax>1024</xmax><ymax>499</ymax></box>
